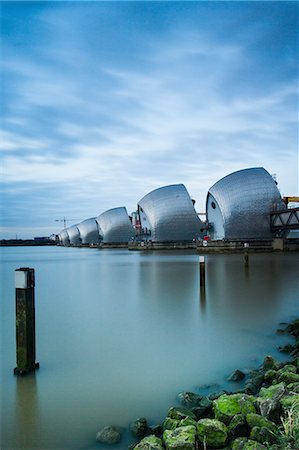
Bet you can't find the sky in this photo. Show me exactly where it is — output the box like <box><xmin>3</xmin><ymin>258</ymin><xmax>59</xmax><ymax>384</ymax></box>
<box><xmin>0</xmin><ymin>1</ymin><xmax>298</xmax><ymax>239</ymax></box>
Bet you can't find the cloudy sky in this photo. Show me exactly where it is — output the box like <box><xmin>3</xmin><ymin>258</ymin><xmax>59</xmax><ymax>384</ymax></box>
<box><xmin>1</xmin><ymin>1</ymin><xmax>298</xmax><ymax>238</ymax></box>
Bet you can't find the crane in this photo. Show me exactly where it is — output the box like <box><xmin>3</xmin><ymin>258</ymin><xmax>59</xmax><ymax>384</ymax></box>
<box><xmin>55</xmin><ymin>217</ymin><xmax>82</xmax><ymax>229</ymax></box>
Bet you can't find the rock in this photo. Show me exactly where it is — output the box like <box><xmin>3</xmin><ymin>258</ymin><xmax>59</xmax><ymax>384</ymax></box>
<box><xmin>130</xmin><ymin>418</ymin><xmax>148</xmax><ymax>438</ymax></box>
<box><xmin>134</xmin><ymin>435</ymin><xmax>164</xmax><ymax>450</ymax></box>
<box><xmin>229</xmin><ymin>369</ymin><xmax>246</xmax><ymax>382</ymax></box>
<box><xmin>167</xmin><ymin>406</ymin><xmax>196</xmax><ymax>421</ymax></box>
<box><xmin>178</xmin><ymin>391</ymin><xmax>202</xmax><ymax>408</ymax></box>
<box><xmin>279</xmin><ymin>343</ymin><xmax>294</xmax><ymax>354</ymax></box>
<box><xmin>213</xmin><ymin>394</ymin><xmax>256</xmax><ymax>425</ymax></box>
<box><xmin>244</xmin><ymin>371</ymin><xmax>264</xmax><ymax>394</ymax></box>
<box><xmin>257</xmin><ymin>397</ymin><xmax>281</xmax><ymax>423</ymax></box>
<box><xmin>197</xmin><ymin>418</ymin><xmax>228</xmax><ymax>448</ymax></box>
<box><xmin>96</xmin><ymin>425</ymin><xmax>121</xmax><ymax>444</ymax></box>
<box><xmin>262</xmin><ymin>356</ymin><xmax>278</xmax><ymax>371</ymax></box>
<box><xmin>191</xmin><ymin>406</ymin><xmax>212</xmax><ymax>420</ymax></box>
<box><xmin>231</xmin><ymin>437</ymin><xmax>249</xmax><ymax>449</ymax></box>
<box><xmin>149</xmin><ymin>425</ymin><xmax>163</xmax><ymax>438</ymax></box>
<box><xmin>286</xmin><ymin>382</ymin><xmax>299</xmax><ymax>393</ymax></box>
<box><xmin>179</xmin><ymin>417</ymin><xmax>197</xmax><ymax>428</ymax></box>
<box><xmin>208</xmin><ymin>390</ymin><xmax>228</xmax><ymax>401</ymax></box>
<box><xmin>162</xmin><ymin>418</ymin><xmax>179</xmax><ymax>431</ymax></box>
<box><xmin>163</xmin><ymin>425</ymin><xmax>196</xmax><ymax>450</ymax></box>
<box><xmin>280</xmin><ymin>393</ymin><xmax>299</xmax><ymax>409</ymax></box>
<box><xmin>242</xmin><ymin>439</ymin><xmax>267</xmax><ymax>449</ymax></box>
<box><xmin>278</xmin><ymin>371</ymin><xmax>299</xmax><ymax>385</ymax></box>
<box><xmin>278</xmin><ymin>363</ymin><xmax>297</xmax><ymax>374</ymax></box>
<box><xmin>246</xmin><ymin>413</ymin><xmax>276</xmax><ymax>432</ymax></box>
<box><xmin>258</xmin><ymin>382</ymin><xmax>286</xmax><ymax>400</ymax></box>
<box><xmin>228</xmin><ymin>414</ymin><xmax>249</xmax><ymax>439</ymax></box>
<box><xmin>249</xmin><ymin>426</ymin><xmax>277</xmax><ymax>445</ymax></box>
<box><xmin>263</xmin><ymin>369</ymin><xmax>278</xmax><ymax>384</ymax></box>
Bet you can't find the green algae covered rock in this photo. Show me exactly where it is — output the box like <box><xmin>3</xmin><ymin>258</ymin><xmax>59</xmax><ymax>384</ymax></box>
<box><xmin>228</xmin><ymin>414</ymin><xmax>249</xmax><ymax>439</ymax></box>
<box><xmin>278</xmin><ymin>364</ymin><xmax>297</xmax><ymax>374</ymax></box>
<box><xmin>197</xmin><ymin>418</ymin><xmax>228</xmax><ymax>448</ymax></box>
<box><xmin>163</xmin><ymin>425</ymin><xmax>196</xmax><ymax>450</ymax></box>
<box><xmin>167</xmin><ymin>406</ymin><xmax>197</xmax><ymax>421</ymax></box>
<box><xmin>263</xmin><ymin>369</ymin><xmax>278</xmax><ymax>384</ymax></box>
<box><xmin>258</xmin><ymin>382</ymin><xmax>286</xmax><ymax>400</ymax></box>
<box><xmin>179</xmin><ymin>417</ymin><xmax>197</xmax><ymax>428</ymax></box>
<box><xmin>231</xmin><ymin>437</ymin><xmax>248</xmax><ymax>449</ymax></box>
<box><xmin>243</xmin><ymin>440</ymin><xmax>267</xmax><ymax>449</ymax></box>
<box><xmin>280</xmin><ymin>393</ymin><xmax>299</xmax><ymax>409</ymax></box>
<box><xmin>163</xmin><ymin>418</ymin><xmax>180</xmax><ymax>431</ymax></box>
<box><xmin>286</xmin><ymin>381</ymin><xmax>299</xmax><ymax>393</ymax></box>
<box><xmin>246</xmin><ymin>413</ymin><xmax>276</xmax><ymax>432</ymax></box>
<box><xmin>278</xmin><ymin>371</ymin><xmax>299</xmax><ymax>385</ymax></box>
<box><xmin>213</xmin><ymin>394</ymin><xmax>256</xmax><ymax>425</ymax></box>
<box><xmin>130</xmin><ymin>418</ymin><xmax>148</xmax><ymax>437</ymax></box>
<box><xmin>178</xmin><ymin>392</ymin><xmax>202</xmax><ymax>408</ymax></box>
<box><xmin>134</xmin><ymin>435</ymin><xmax>164</xmax><ymax>450</ymax></box>
<box><xmin>249</xmin><ymin>426</ymin><xmax>277</xmax><ymax>446</ymax></box>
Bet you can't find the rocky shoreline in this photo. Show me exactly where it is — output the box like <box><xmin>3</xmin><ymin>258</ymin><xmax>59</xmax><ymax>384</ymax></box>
<box><xmin>97</xmin><ymin>318</ymin><xmax>299</xmax><ymax>450</ymax></box>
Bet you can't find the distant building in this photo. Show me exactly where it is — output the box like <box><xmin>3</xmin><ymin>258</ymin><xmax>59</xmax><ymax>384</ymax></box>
<box><xmin>96</xmin><ymin>207</ymin><xmax>135</xmax><ymax>243</ymax></box>
<box><xmin>66</xmin><ymin>224</ymin><xmax>81</xmax><ymax>245</ymax></box>
<box><xmin>206</xmin><ymin>167</ymin><xmax>286</xmax><ymax>241</ymax></box>
<box><xmin>59</xmin><ymin>229</ymin><xmax>70</xmax><ymax>246</ymax></box>
<box><xmin>137</xmin><ymin>184</ymin><xmax>205</xmax><ymax>242</ymax></box>
<box><xmin>77</xmin><ymin>218</ymin><xmax>102</xmax><ymax>245</ymax></box>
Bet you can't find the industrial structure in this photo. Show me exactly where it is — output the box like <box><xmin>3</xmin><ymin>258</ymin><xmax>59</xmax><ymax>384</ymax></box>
<box><xmin>206</xmin><ymin>167</ymin><xmax>286</xmax><ymax>241</ymax></box>
<box><xmin>57</xmin><ymin>167</ymin><xmax>298</xmax><ymax>248</ymax></box>
<box><xmin>137</xmin><ymin>184</ymin><xmax>205</xmax><ymax>242</ymax></box>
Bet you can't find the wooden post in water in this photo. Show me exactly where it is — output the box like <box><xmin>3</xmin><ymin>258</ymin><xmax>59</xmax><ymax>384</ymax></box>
<box><xmin>244</xmin><ymin>243</ymin><xmax>249</xmax><ymax>266</ymax></box>
<box><xmin>199</xmin><ymin>256</ymin><xmax>206</xmax><ymax>293</ymax></box>
<box><xmin>14</xmin><ymin>268</ymin><xmax>39</xmax><ymax>375</ymax></box>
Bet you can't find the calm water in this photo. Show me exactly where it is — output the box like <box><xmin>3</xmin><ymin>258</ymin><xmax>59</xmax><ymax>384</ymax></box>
<box><xmin>1</xmin><ymin>247</ymin><xmax>298</xmax><ymax>450</ymax></box>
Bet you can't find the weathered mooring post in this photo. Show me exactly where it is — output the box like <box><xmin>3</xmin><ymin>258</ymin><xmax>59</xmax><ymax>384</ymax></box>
<box><xmin>14</xmin><ymin>268</ymin><xmax>39</xmax><ymax>375</ymax></box>
<box><xmin>199</xmin><ymin>256</ymin><xmax>206</xmax><ymax>292</ymax></box>
<box><xmin>244</xmin><ymin>243</ymin><xmax>249</xmax><ymax>266</ymax></box>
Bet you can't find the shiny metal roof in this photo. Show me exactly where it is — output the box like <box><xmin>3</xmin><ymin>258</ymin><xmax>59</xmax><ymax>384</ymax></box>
<box><xmin>138</xmin><ymin>184</ymin><xmax>204</xmax><ymax>242</ymax></box>
<box><xmin>66</xmin><ymin>224</ymin><xmax>81</xmax><ymax>245</ymax></box>
<box><xmin>77</xmin><ymin>218</ymin><xmax>102</xmax><ymax>245</ymax></box>
<box><xmin>206</xmin><ymin>167</ymin><xmax>285</xmax><ymax>240</ymax></box>
<box><xmin>96</xmin><ymin>207</ymin><xmax>134</xmax><ymax>243</ymax></box>
<box><xmin>59</xmin><ymin>229</ymin><xmax>70</xmax><ymax>246</ymax></box>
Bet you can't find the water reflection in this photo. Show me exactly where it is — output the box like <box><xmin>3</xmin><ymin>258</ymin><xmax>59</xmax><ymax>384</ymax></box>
<box><xmin>15</xmin><ymin>374</ymin><xmax>40</xmax><ymax>449</ymax></box>
<box><xmin>1</xmin><ymin>248</ymin><xmax>298</xmax><ymax>450</ymax></box>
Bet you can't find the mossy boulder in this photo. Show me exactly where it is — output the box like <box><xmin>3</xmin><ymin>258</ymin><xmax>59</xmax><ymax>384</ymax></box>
<box><xmin>264</xmin><ymin>369</ymin><xmax>279</xmax><ymax>384</ymax></box>
<box><xmin>228</xmin><ymin>414</ymin><xmax>249</xmax><ymax>439</ymax></box>
<box><xmin>134</xmin><ymin>435</ymin><xmax>164</xmax><ymax>450</ymax></box>
<box><xmin>286</xmin><ymin>382</ymin><xmax>299</xmax><ymax>393</ymax></box>
<box><xmin>163</xmin><ymin>425</ymin><xmax>196</xmax><ymax>450</ymax></box>
<box><xmin>130</xmin><ymin>418</ymin><xmax>148</xmax><ymax>437</ymax></box>
<box><xmin>278</xmin><ymin>364</ymin><xmax>297</xmax><ymax>374</ymax></box>
<box><xmin>197</xmin><ymin>418</ymin><xmax>228</xmax><ymax>448</ymax></box>
<box><xmin>278</xmin><ymin>371</ymin><xmax>299</xmax><ymax>385</ymax></box>
<box><xmin>167</xmin><ymin>407</ymin><xmax>196</xmax><ymax>421</ymax></box>
<box><xmin>213</xmin><ymin>394</ymin><xmax>256</xmax><ymax>424</ymax></box>
<box><xmin>179</xmin><ymin>417</ymin><xmax>197</xmax><ymax>428</ymax></box>
<box><xmin>249</xmin><ymin>426</ymin><xmax>277</xmax><ymax>446</ymax></box>
<box><xmin>178</xmin><ymin>392</ymin><xmax>202</xmax><ymax>408</ymax></box>
<box><xmin>246</xmin><ymin>413</ymin><xmax>276</xmax><ymax>432</ymax></box>
<box><xmin>231</xmin><ymin>437</ymin><xmax>248</xmax><ymax>449</ymax></box>
<box><xmin>242</xmin><ymin>440</ymin><xmax>267</xmax><ymax>449</ymax></box>
<box><xmin>258</xmin><ymin>382</ymin><xmax>286</xmax><ymax>400</ymax></box>
<box><xmin>263</xmin><ymin>356</ymin><xmax>278</xmax><ymax>371</ymax></box>
<box><xmin>280</xmin><ymin>393</ymin><xmax>299</xmax><ymax>409</ymax></box>
<box><xmin>95</xmin><ymin>425</ymin><xmax>121</xmax><ymax>444</ymax></box>
<box><xmin>257</xmin><ymin>397</ymin><xmax>281</xmax><ymax>424</ymax></box>
<box><xmin>163</xmin><ymin>418</ymin><xmax>180</xmax><ymax>431</ymax></box>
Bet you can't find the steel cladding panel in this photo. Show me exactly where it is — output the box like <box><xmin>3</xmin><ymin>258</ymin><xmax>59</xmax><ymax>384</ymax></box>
<box><xmin>207</xmin><ymin>167</ymin><xmax>285</xmax><ymax>240</ymax></box>
<box><xmin>60</xmin><ymin>229</ymin><xmax>70</xmax><ymax>246</ymax></box>
<box><xmin>138</xmin><ymin>184</ymin><xmax>203</xmax><ymax>242</ymax></box>
<box><xmin>66</xmin><ymin>225</ymin><xmax>81</xmax><ymax>245</ymax></box>
<box><xmin>96</xmin><ymin>207</ymin><xmax>134</xmax><ymax>243</ymax></box>
<box><xmin>77</xmin><ymin>218</ymin><xmax>102</xmax><ymax>244</ymax></box>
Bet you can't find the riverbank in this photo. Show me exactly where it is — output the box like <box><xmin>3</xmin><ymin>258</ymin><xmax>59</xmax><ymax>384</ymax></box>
<box><xmin>99</xmin><ymin>318</ymin><xmax>299</xmax><ymax>449</ymax></box>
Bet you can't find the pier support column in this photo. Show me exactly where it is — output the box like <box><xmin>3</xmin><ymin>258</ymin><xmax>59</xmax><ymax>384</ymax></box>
<box><xmin>14</xmin><ymin>268</ymin><xmax>39</xmax><ymax>375</ymax></box>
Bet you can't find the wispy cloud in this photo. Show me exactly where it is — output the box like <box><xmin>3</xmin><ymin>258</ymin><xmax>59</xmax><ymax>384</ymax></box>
<box><xmin>1</xmin><ymin>1</ymin><xmax>297</xmax><ymax>237</ymax></box>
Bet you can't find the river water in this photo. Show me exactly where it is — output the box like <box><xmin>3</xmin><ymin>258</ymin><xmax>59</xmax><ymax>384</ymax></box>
<box><xmin>0</xmin><ymin>247</ymin><xmax>298</xmax><ymax>449</ymax></box>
